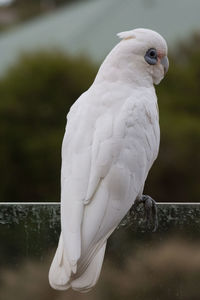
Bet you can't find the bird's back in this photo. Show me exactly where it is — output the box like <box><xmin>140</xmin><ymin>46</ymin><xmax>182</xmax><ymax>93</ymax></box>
<box><xmin>49</xmin><ymin>82</ymin><xmax>160</xmax><ymax>291</ymax></box>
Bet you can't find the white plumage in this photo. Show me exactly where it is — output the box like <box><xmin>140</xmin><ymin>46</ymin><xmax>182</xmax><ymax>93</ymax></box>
<box><xmin>49</xmin><ymin>28</ymin><xmax>168</xmax><ymax>292</ymax></box>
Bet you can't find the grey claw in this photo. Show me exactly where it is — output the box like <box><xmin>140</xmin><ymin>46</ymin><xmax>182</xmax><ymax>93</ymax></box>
<box><xmin>132</xmin><ymin>195</ymin><xmax>158</xmax><ymax>232</ymax></box>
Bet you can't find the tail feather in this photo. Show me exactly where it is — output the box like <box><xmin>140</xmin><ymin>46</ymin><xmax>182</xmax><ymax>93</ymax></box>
<box><xmin>71</xmin><ymin>242</ymin><xmax>107</xmax><ymax>292</ymax></box>
<box><xmin>49</xmin><ymin>236</ymin><xmax>107</xmax><ymax>292</ymax></box>
<box><xmin>49</xmin><ymin>234</ymin><xmax>71</xmax><ymax>290</ymax></box>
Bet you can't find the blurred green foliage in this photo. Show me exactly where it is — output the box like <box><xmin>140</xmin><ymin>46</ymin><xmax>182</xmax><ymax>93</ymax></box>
<box><xmin>0</xmin><ymin>52</ymin><xmax>97</xmax><ymax>202</ymax></box>
<box><xmin>145</xmin><ymin>34</ymin><xmax>200</xmax><ymax>202</ymax></box>
<box><xmin>0</xmin><ymin>34</ymin><xmax>200</xmax><ymax>202</ymax></box>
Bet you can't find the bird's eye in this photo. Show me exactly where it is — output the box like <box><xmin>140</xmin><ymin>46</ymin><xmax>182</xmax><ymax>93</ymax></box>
<box><xmin>144</xmin><ymin>48</ymin><xmax>158</xmax><ymax>65</ymax></box>
<box><xmin>149</xmin><ymin>49</ymin><xmax>156</xmax><ymax>57</ymax></box>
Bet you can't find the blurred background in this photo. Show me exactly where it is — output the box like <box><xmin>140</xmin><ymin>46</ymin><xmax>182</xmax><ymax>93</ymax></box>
<box><xmin>0</xmin><ymin>0</ymin><xmax>200</xmax><ymax>299</ymax></box>
<box><xmin>0</xmin><ymin>0</ymin><xmax>200</xmax><ymax>203</ymax></box>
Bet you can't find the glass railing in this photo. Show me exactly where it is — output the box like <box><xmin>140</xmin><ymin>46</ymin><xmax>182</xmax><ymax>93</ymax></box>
<box><xmin>0</xmin><ymin>202</ymin><xmax>200</xmax><ymax>300</ymax></box>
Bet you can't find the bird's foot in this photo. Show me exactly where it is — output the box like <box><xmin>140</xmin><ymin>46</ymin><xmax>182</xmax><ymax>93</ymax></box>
<box><xmin>131</xmin><ymin>195</ymin><xmax>158</xmax><ymax>232</ymax></box>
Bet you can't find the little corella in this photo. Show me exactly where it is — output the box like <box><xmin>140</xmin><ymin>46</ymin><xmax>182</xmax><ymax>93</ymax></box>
<box><xmin>49</xmin><ymin>28</ymin><xmax>169</xmax><ymax>292</ymax></box>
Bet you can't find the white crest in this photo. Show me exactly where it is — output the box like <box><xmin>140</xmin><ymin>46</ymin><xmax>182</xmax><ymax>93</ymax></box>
<box><xmin>117</xmin><ymin>30</ymin><xmax>136</xmax><ymax>40</ymax></box>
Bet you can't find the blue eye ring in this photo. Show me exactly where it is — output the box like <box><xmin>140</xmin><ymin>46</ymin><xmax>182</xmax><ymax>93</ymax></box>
<box><xmin>144</xmin><ymin>48</ymin><xmax>158</xmax><ymax>65</ymax></box>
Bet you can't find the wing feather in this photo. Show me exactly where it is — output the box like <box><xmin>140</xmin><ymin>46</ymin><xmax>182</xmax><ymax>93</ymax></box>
<box><xmin>56</xmin><ymin>91</ymin><xmax>160</xmax><ymax>286</ymax></box>
<box><xmin>60</xmin><ymin>96</ymin><xmax>116</xmax><ymax>272</ymax></box>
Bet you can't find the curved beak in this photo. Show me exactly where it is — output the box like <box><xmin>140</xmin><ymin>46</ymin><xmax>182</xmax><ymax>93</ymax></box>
<box><xmin>160</xmin><ymin>56</ymin><xmax>169</xmax><ymax>75</ymax></box>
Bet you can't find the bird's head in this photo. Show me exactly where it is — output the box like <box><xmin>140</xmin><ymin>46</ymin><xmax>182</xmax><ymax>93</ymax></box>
<box><xmin>96</xmin><ymin>28</ymin><xmax>168</xmax><ymax>87</ymax></box>
<box><xmin>115</xmin><ymin>28</ymin><xmax>169</xmax><ymax>85</ymax></box>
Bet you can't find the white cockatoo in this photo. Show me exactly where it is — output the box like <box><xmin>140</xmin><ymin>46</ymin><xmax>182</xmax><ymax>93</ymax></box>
<box><xmin>49</xmin><ymin>28</ymin><xmax>169</xmax><ymax>292</ymax></box>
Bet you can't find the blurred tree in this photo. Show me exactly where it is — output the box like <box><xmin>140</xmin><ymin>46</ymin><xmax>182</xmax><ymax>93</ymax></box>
<box><xmin>0</xmin><ymin>34</ymin><xmax>200</xmax><ymax>203</ymax></box>
<box><xmin>0</xmin><ymin>51</ymin><xmax>97</xmax><ymax>202</ymax></box>
<box><xmin>145</xmin><ymin>33</ymin><xmax>200</xmax><ymax>202</ymax></box>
